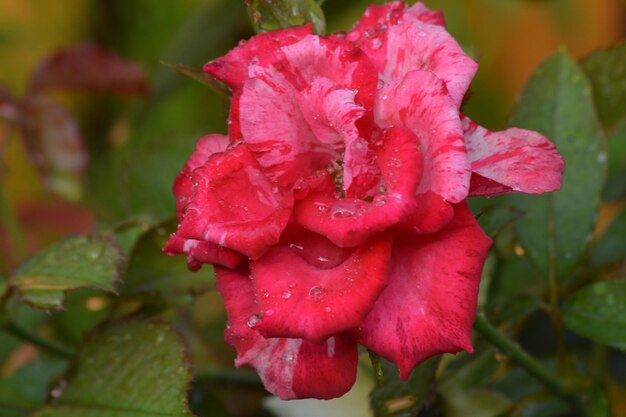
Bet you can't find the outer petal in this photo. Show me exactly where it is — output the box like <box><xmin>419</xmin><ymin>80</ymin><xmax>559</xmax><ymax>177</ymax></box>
<box><xmin>203</xmin><ymin>25</ymin><xmax>312</xmax><ymax>90</ymax></box>
<box><xmin>239</xmin><ymin>35</ymin><xmax>378</xmax><ymax>187</ymax></box>
<box><xmin>250</xmin><ymin>233</ymin><xmax>392</xmax><ymax>341</ymax></box>
<box><xmin>462</xmin><ymin>116</ymin><xmax>565</xmax><ymax>196</ymax></box>
<box><xmin>216</xmin><ymin>267</ymin><xmax>358</xmax><ymax>400</ymax></box>
<box><xmin>163</xmin><ymin>236</ymin><xmax>242</xmax><ymax>270</ymax></box>
<box><xmin>295</xmin><ymin>127</ymin><xmax>423</xmax><ymax>247</ymax></box>
<box><xmin>375</xmin><ymin>70</ymin><xmax>471</xmax><ymax>203</ymax></box>
<box><xmin>402</xmin><ymin>191</ymin><xmax>454</xmax><ymax>234</ymax></box>
<box><xmin>354</xmin><ymin>203</ymin><xmax>492</xmax><ymax>380</ymax></box>
<box><xmin>174</xmin><ymin>144</ymin><xmax>293</xmax><ymax>259</ymax></box>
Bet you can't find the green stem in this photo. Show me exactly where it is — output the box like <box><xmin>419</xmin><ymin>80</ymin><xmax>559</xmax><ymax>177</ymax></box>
<box><xmin>474</xmin><ymin>315</ymin><xmax>584</xmax><ymax>416</ymax></box>
<box><xmin>0</xmin><ymin>186</ymin><xmax>27</xmax><ymax>265</ymax></box>
<box><xmin>3</xmin><ymin>321</ymin><xmax>75</xmax><ymax>358</ymax></box>
<box><xmin>547</xmin><ymin>195</ymin><xmax>567</xmax><ymax>372</ymax></box>
<box><xmin>195</xmin><ymin>367</ymin><xmax>264</xmax><ymax>388</ymax></box>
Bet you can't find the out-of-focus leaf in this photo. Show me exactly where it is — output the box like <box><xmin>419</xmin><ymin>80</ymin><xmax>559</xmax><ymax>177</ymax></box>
<box><xmin>602</xmin><ymin>121</ymin><xmax>626</xmax><ymax>201</ymax></box>
<box><xmin>29</xmin><ymin>43</ymin><xmax>148</xmax><ymax>96</ymax></box>
<box><xmin>563</xmin><ymin>278</ymin><xmax>626</xmax><ymax>351</ymax></box>
<box><xmin>590</xmin><ymin>207</ymin><xmax>626</xmax><ymax>268</ymax></box>
<box><xmin>18</xmin><ymin>95</ymin><xmax>86</xmax><ymax>200</ymax></box>
<box><xmin>9</xmin><ymin>235</ymin><xmax>123</xmax><ymax>309</ymax></box>
<box><xmin>508</xmin><ymin>49</ymin><xmax>606</xmax><ymax>281</ymax></box>
<box><xmin>588</xmin><ymin>386</ymin><xmax>610</xmax><ymax>417</ymax></box>
<box><xmin>440</xmin><ymin>387</ymin><xmax>511</xmax><ymax>417</ymax></box>
<box><xmin>161</xmin><ymin>62</ymin><xmax>229</xmax><ymax>95</ymax></box>
<box><xmin>439</xmin><ymin>350</ymin><xmax>500</xmax><ymax>391</ymax></box>
<box><xmin>122</xmin><ymin>222</ymin><xmax>215</xmax><ymax>305</ymax></box>
<box><xmin>473</xmin><ymin>199</ymin><xmax>524</xmax><ymax>238</ymax></box>
<box><xmin>369</xmin><ymin>357</ymin><xmax>438</xmax><ymax>417</ymax></box>
<box><xmin>246</xmin><ymin>0</ymin><xmax>326</xmax><ymax>34</ymax></box>
<box><xmin>580</xmin><ymin>41</ymin><xmax>626</xmax><ymax>129</ymax></box>
<box><xmin>30</xmin><ymin>321</ymin><xmax>195</xmax><ymax>417</ymax></box>
<box><xmin>53</xmin><ymin>289</ymin><xmax>111</xmax><ymax>346</ymax></box>
<box><xmin>0</xmin><ymin>356</ymin><xmax>68</xmax><ymax>415</ymax></box>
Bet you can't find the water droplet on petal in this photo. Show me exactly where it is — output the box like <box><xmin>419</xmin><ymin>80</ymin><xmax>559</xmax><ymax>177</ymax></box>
<box><xmin>324</xmin><ymin>306</ymin><xmax>332</xmax><ymax>313</ymax></box>
<box><xmin>281</xmin><ymin>290</ymin><xmax>292</xmax><ymax>299</ymax></box>
<box><xmin>264</xmin><ymin>309</ymin><xmax>275</xmax><ymax>317</ymax></box>
<box><xmin>309</xmin><ymin>286</ymin><xmax>326</xmax><ymax>302</ymax></box>
<box><xmin>247</xmin><ymin>314</ymin><xmax>261</xmax><ymax>328</ymax></box>
<box><xmin>370</xmin><ymin>38</ymin><xmax>382</xmax><ymax>50</ymax></box>
<box><xmin>288</xmin><ymin>282</ymin><xmax>297</xmax><ymax>289</ymax></box>
<box><xmin>418</xmin><ymin>31</ymin><xmax>426</xmax><ymax>38</ymax></box>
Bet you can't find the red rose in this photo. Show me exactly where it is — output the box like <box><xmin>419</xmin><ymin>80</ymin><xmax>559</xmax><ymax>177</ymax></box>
<box><xmin>164</xmin><ymin>1</ymin><xmax>564</xmax><ymax>399</ymax></box>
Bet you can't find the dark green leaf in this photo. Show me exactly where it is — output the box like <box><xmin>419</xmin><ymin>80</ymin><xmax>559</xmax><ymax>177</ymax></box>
<box><xmin>161</xmin><ymin>62</ymin><xmax>229</xmax><ymax>95</ymax></box>
<box><xmin>122</xmin><ymin>222</ymin><xmax>215</xmax><ymax>305</ymax></box>
<box><xmin>439</xmin><ymin>350</ymin><xmax>500</xmax><ymax>391</ymax></box>
<box><xmin>440</xmin><ymin>387</ymin><xmax>511</xmax><ymax>417</ymax></box>
<box><xmin>369</xmin><ymin>357</ymin><xmax>438</xmax><ymax>417</ymax></box>
<box><xmin>563</xmin><ymin>278</ymin><xmax>626</xmax><ymax>351</ymax></box>
<box><xmin>580</xmin><ymin>41</ymin><xmax>626</xmax><ymax>129</ymax></box>
<box><xmin>246</xmin><ymin>0</ymin><xmax>326</xmax><ymax>34</ymax></box>
<box><xmin>9</xmin><ymin>235</ymin><xmax>123</xmax><ymax>309</ymax></box>
<box><xmin>588</xmin><ymin>385</ymin><xmax>609</xmax><ymax>417</ymax></box>
<box><xmin>508</xmin><ymin>49</ymin><xmax>606</xmax><ymax>280</ymax></box>
<box><xmin>590</xmin><ymin>207</ymin><xmax>626</xmax><ymax>268</ymax></box>
<box><xmin>31</xmin><ymin>321</ymin><xmax>195</xmax><ymax>417</ymax></box>
<box><xmin>602</xmin><ymin>120</ymin><xmax>626</xmax><ymax>201</ymax></box>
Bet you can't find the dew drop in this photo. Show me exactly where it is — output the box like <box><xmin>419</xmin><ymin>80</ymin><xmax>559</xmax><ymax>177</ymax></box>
<box><xmin>247</xmin><ymin>314</ymin><xmax>261</xmax><ymax>328</ymax></box>
<box><xmin>264</xmin><ymin>309</ymin><xmax>275</xmax><ymax>317</ymax></box>
<box><xmin>418</xmin><ymin>31</ymin><xmax>426</xmax><ymax>38</ymax></box>
<box><xmin>309</xmin><ymin>286</ymin><xmax>326</xmax><ymax>302</ymax></box>
<box><xmin>260</xmin><ymin>290</ymin><xmax>270</xmax><ymax>299</ymax></box>
<box><xmin>331</xmin><ymin>207</ymin><xmax>355</xmax><ymax>218</ymax></box>
<box><xmin>324</xmin><ymin>306</ymin><xmax>332</xmax><ymax>313</ymax></box>
<box><xmin>370</xmin><ymin>38</ymin><xmax>383</xmax><ymax>50</ymax></box>
<box><xmin>288</xmin><ymin>282</ymin><xmax>297</xmax><ymax>289</ymax></box>
<box><xmin>281</xmin><ymin>290</ymin><xmax>292</xmax><ymax>299</ymax></box>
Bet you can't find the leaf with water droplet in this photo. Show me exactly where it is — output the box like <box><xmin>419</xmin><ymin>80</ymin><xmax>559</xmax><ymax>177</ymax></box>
<box><xmin>29</xmin><ymin>321</ymin><xmax>195</xmax><ymax>417</ymax></box>
<box><xmin>507</xmin><ymin>49</ymin><xmax>606</xmax><ymax>281</ymax></box>
<box><xmin>9</xmin><ymin>235</ymin><xmax>123</xmax><ymax>310</ymax></box>
<box><xmin>563</xmin><ymin>278</ymin><xmax>626</xmax><ymax>351</ymax></box>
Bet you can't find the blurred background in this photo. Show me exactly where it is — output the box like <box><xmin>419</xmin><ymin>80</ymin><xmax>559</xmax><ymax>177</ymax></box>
<box><xmin>1</xmin><ymin>1</ymin><xmax>625</xmax><ymax>416</ymax></box>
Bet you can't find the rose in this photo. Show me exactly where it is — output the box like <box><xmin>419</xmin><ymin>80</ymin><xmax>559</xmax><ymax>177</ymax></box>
<box><xmin>164</xmin><ymin>1</ymin><xmax>564</xmax><ymax>399</ymax></box>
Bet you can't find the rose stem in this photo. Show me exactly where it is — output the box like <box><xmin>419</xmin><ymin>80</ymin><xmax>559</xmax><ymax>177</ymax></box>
<box><xmin>473</xmin><ymin>314</ymin><xmax>584</xmax><ymax>416</ymax></box>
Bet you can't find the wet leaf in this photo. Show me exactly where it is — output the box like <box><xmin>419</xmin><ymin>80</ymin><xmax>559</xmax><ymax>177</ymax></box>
<box><xmin>580</xmin><ymin>41</ymin><xmax>626</xmax><ymax>129</ymax></box>
<box><xmin>563</xmin><ymin>278</ymin><xmax>626</xmax><ymax>351</ymax></box>
<box><xmin>30</xmin><ymin>321</ymin><xmax>195</xmax><ymax>417</ymax></box>
<box><xmin>9</xmin><ymin>235</ymin><xmax>123</xmax><ymax>309</ymax></box>
<box><xmin>246</xmin><ymin>0</ymin><xmax>325</xmax><ymax>34</ymax></box>
<box><xmin>508</xmin><ymin>49</ymin><xmax>606</xmax><ymax>281</ymax></box>
<box><xmin>29</xmin><ymin>43</ymin><xmax>148</xmax><ymax>96</ymax></box>
<box><xmin>18</xmin><ymin>95</ymin><xmax>86</xmax><ymax>200</ymax></box>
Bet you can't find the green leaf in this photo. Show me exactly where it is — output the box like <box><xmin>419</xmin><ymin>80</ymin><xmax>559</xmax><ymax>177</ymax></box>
<box><xmin>161</xmin><ymin>62</ymin><xmax>229</xmax><ymax>95</ymax></box>
<box><xmin>580</xmin><ymin>41</ymin><xmax>626</xmax><ymax>129</ymax></box>
<box><xmin>122</xmin><ymin>222</ymin><xmax>215</xmax><ymax>305</ymax></box>
<box><xmin>369</xmin><ymin>357</ymin><xmax>438</xmax><ymax>417</ymax></box>
<box><xmin>508</xmin><ymin>49</ymin><xmax>606</xmax><ymax>281</ymax></box>
<box><xmin>440</xmin><ymin>388</ymin><xmax>511</xmax><ymax>417</ymax></box>
<box><xmin>563</xmin><ymin>278</ymin><xmax>626</xmax><ymax>351</ymax></box>
<box><xmin>590</xmin><ymin>207</ymin><xmax>626</xmax><ymax>268</ymax></box>
<box><xmin>31</xmin><ymin>321</ymin><xmax>195</xmax><ymax>417</ymax></box>
<box><xmin>588</xmin><ymin>385</ymin><xmax>609</xmax><ymax>417</ymax></box>
<box><xmin>9</xmin><ymin>235</ymin><xmax>123</xmax><ymax>309</ymax></box>
<box><xmin>246</xmin><ymin>0</ymin><xmax>326</xmax><ymax>34</ymax></box>
<box><xmin>602</xmin><ymin>120</ymin><xmax>626</xmax><ymax>201</ymax></box>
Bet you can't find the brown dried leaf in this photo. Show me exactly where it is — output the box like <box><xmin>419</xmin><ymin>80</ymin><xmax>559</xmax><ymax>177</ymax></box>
<box><xmin>29</xmin><ymin>42</ymin><xmax>149</xmax><ymax>96</ymax></box>
<box><xmin>19</xmin><ymin>95</ymin><xmax>86</xmax><ymax>200</ymax></box>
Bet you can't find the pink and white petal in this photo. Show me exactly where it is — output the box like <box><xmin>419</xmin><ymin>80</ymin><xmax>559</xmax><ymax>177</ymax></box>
<box><xmin>354</xmin><ymin>203</ymin><xmax>492</xmax><ymax>380</ymax></box>
<box><xmin>163</xmin><ymin>236</ymin><xmax>243</xmax><ymax>270</ymax></box>
<box><xmin>216</xmin><ymin>267</ymin><xmax>358</xmax><ymax>400</ymax></box>
<box><xmin>240</xmin><ymin>35</ymin><xmax>378</xmax><ymax>186</ymax></box>
<box><xmin>462</xmin><ymin>116</ymin><xmax>564</xmax><ymax>196</ymax></box>
<box><xmin>203</xmin><ymin>25</ymin><xmax>311</xmax><ymax>91</ymax></box>
<box><xmin>382</xmin><ymin>18</ymin><xmax>477</xmax><ymax>107</ymax></box>
<box><xmin>295</xmin><ymin>127</ymin><xmax>423</xmax><ymax>247</ymax></box>
<box><xmin>375</xmin><ymin>70</ymin><xmax>470</xmax><ymax>203</ymax></box>
<box><xmin>174</xmin><ymin>144</ymin><xmax>293</xmax><ymax>260</ymax></box>
<box><xmin>250</xmin><ymin>233</ymin><xmax>391</xmax><ymax>341</ymax></box>
<box><xmin>406</xmin><ymin>2</ymin><xmax>446</xmax><ymax>26</ymax></box>
<box><xmin>173</xmin><ymin>134</ymin><xmax>230</xmax><ymax>218</ymax></box>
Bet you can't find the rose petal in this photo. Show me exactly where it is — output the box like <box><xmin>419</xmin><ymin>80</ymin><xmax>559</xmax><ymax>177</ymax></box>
<box><xmin>462</xmin><ymin>115</ymin><xmax>565</xmax><ymax>196</ymax></box>
<box><xmin>347</xmin><ymin>3</ymin><xmax>473</xmax><ymax>107</ymax></box>
<box><xmin>239</xmin><ymin>35</ymin><xmax>378</xmax><ymax>187</ymax></box>
<box><xmin>163</xmin><ymin>236</ymin><xmax>243</xmax><ymax>270</ymax></box>
<box><xmin>375</xmin><ymin>70</ymin><xmax>471</xmax><ymax>204</ymax></box>
<box><xmin>402</xmin><ymin>191</ymin><xmax>454</xmax><ymax>234</ymax></box>
<box><xmin>216</xmin><ymin>266</ymin><xmax>358</xmax><ymax>400</ymax></box>
<box><xmin>354</xmin><ymin>202</ymin><xmax>492</xmax><ymax>379</ymax></box>
<box><xmin>174</xmin><ymin>144</ymin><xmax>293</xmax><ymax>259</ymax></box>
<box><xmin>203</xmin><ymin>25</ymin><xmax>312</xmax><ymax>91</ymax></box>
<box><xmin>172</xmin><ymin>134</ymin><xmax>230</xmax><ymax>219</ymax></box>
<box><xmin>250</xmin><ymin>233</ymin><xmax>391</xmax><ymax>341</ymax></box>
<box><xmin>295</xmin><ymin>127</ymin><xmax>423</xmax><ymax>247</ymax></box>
